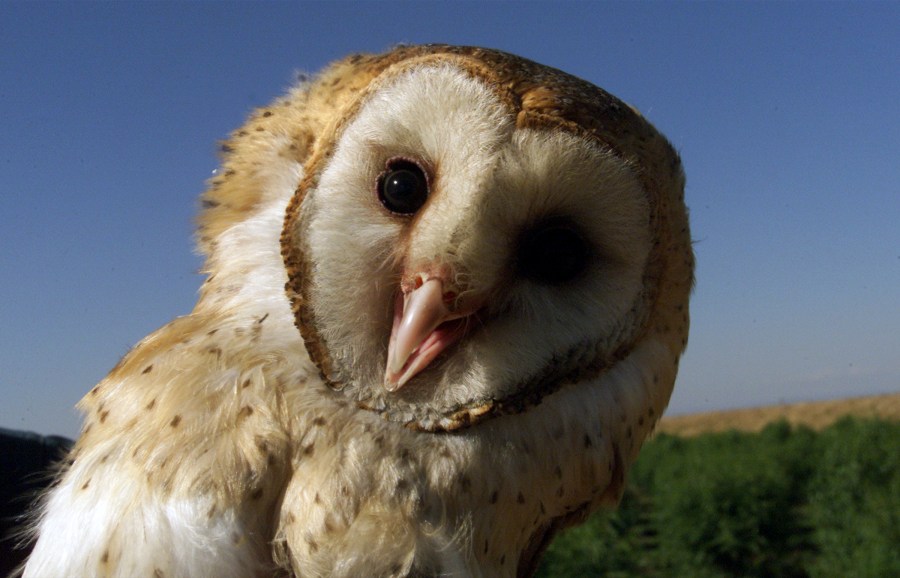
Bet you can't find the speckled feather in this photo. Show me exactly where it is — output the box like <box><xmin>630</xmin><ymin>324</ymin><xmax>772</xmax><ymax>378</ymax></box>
<box><xmin>22</xmin><ymin>45</ymin><xmax>693</xmax><ymax>578</ymax></box>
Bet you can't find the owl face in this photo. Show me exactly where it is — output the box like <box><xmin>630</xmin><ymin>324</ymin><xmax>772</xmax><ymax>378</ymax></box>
<box><xmin>283</xmin><ymin>50</ymin><xmax>685</xmax><ymax>432</ymax></box>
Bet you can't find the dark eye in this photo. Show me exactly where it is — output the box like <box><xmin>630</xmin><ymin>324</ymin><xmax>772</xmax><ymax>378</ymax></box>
<box><xmin>377</xmin><ymin>160</ymin><xmax>429</xmax><ymax>215</ymax></box>
<box><xmin>516</xmin><ymin>219</ymin><xmax>590</xmax><ymax>284</ymax></box>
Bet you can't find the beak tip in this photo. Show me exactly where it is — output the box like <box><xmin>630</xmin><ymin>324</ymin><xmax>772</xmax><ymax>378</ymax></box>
<box><xmin>383</xmin><ymin>371</ymin><xmax>407</xmax><ymax>392</ymax></box>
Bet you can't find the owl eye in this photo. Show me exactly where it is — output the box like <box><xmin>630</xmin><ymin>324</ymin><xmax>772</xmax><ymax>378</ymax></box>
<box><xmin>516</xmin><ymin>219</ymin><xmax>590</xmax><ymax>284</ymax></box>
<box><xmin>377</xmin><ymin>160</ymin><xmax>429</xmax><ymax>215</ymax></box>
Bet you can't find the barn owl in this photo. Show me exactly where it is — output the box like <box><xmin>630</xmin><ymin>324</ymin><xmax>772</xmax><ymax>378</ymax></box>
<box><xmin>22</xmin><ymin>45</ymin><xmax>693</xmax><ymax>578</ymax></box>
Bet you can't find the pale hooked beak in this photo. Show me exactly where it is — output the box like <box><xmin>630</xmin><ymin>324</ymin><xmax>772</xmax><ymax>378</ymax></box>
<box><xmin>384</xmin><ymin>277</ymin><xmax>472</xmax><ymax>391</ymax></box>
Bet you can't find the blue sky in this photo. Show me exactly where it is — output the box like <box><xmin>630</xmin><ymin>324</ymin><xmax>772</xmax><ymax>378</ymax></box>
<box><xmin>2</xmin><ymin>2</ymin><xmax>898</xmax><ymax>438</ymax></box>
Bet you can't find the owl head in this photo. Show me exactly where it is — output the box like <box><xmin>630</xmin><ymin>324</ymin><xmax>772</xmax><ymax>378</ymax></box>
<box><xmin>273</xmin><ymin>45</ymin><xmax>692</xmax><ymax>433</ymax></box>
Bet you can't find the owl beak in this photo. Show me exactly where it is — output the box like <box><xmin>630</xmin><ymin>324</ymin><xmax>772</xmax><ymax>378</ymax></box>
<box><xmin>384</xmin><ymin>277</ymin><xmax>469</xmax><ymax>391</ymax></box>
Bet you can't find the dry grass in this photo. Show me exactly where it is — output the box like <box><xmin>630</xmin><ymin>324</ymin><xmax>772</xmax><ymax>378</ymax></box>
<box><xmin>656</xmin><ymin>392</ymin><xmax>900</xmax><ymax>437</ymax></box>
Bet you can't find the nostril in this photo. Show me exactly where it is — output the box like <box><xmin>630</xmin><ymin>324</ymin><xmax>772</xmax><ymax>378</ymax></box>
<box><xmin>402</xmin><ymin>265</ymin><xmax>455</xmax><ymax>295</ymax></box>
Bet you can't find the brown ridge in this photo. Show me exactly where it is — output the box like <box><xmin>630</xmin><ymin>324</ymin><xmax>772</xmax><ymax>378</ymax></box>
<box><xmin>656</xmin><ymin>392</ymin><xmax>900</xmax><ymax>437</ymax></box>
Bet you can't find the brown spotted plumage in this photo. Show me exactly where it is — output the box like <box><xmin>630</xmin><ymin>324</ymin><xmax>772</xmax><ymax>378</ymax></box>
<box><xmin>23</xmin><ymin>45</ymin><xmax>692</xmax><ymax>578</ymax></box>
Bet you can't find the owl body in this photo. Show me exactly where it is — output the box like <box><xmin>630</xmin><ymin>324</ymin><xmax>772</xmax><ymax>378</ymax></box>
<box><xmin>23</xmin><ymin>45</ymin><xmax>692</xmax><ymax>577</ymax></box>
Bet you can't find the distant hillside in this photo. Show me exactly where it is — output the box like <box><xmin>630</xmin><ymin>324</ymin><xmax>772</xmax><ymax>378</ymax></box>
<box><xmin>656</xmin><ymin>392</ymin><xmax>900</xmax><ymax>437</ymax></box>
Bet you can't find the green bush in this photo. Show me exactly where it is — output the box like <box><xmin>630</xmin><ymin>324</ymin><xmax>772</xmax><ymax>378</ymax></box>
<box><xmin>537</xmin><ymin>418</ymin><xmax>899</xmax><ymax>578</ymax></box>
<box><xmin>806</xmin><ymin>418</ymin><xmax>900</xmax><ymax>578</ymax></box>
<box><xmin>649</xmin><ymin>426</ymin><xmax>814</xmax><ymax>577</ymax></box>
<box><xmin>537</xmin><ymin>485</ymin><xmax>658</xmax><ymax>577</ymax></box>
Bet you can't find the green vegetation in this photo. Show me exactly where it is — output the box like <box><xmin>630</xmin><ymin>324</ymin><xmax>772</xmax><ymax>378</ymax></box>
<box><xmin>537</xmin><ymin>418</ymin><xmax>900</xmax><ymax>578</ymax></box>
